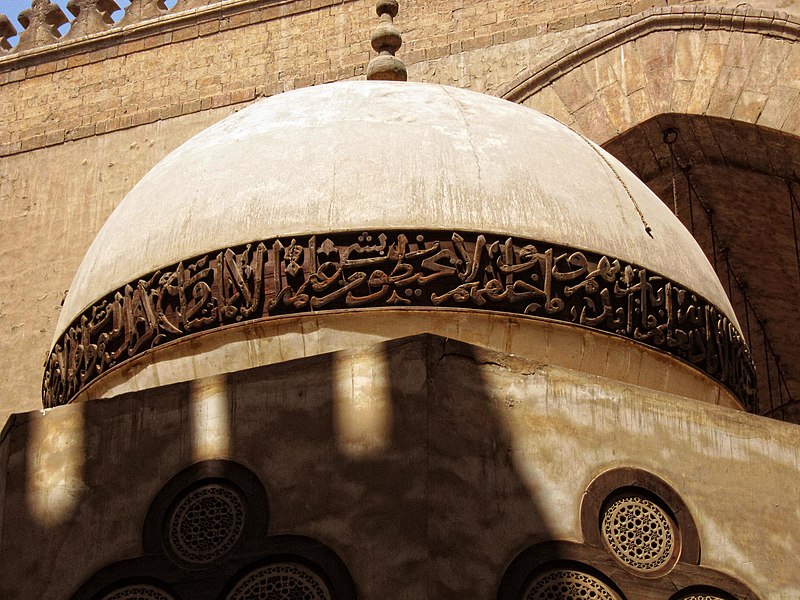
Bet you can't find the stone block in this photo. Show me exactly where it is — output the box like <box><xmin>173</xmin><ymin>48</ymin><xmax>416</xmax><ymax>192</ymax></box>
<box><xmin>172</xmin><ymin>24</ymin><xmax>199</xmax><ymax>43</ymax></box>
<box><xmin>523</xmin><ymin>85</ymin><xmax>574</xmax><ymax>126</ymax></box>
<box><xmin>118</xmin><ymin>38</ymin><xmax>145</xmax><ymax>55</ymax></box>
<box><xmin>673</xmin><ymin>30</ymin><xmax>706</xmax><ymax>82</ymax></box>
<box><xmin>619</xmin><ymin>43</ymin><xmax>647</xmax><ymax>96</ymax></box>
<box><xmin>744</xmin><ymin>36</ymin><xmax>791</xmax><ymax>95</ymax></box>
<box><xmin>627</xmin><ymin>87</ymin><xmax>654</xmax><ymax>126</ymax></box>
<box><xmin>552</xmin><ymin>68</ymin><xmax>595</xmax><ymax>112</ymax></box>
<box><xmin>724</xmin><ymin>31</ymin><xmax>762</xmax><ymax>68</ymax></box>
<box><xmin>44</xmin><ymin>129</ymin><xmax>65</xmax><ymax>145</ymax></box>
<box><xmin>593</xmin><ymin>46</ymin><xmax>622</xmax><ymax>90</ymax></box>
<box><xmin>20</xmin><ymin>133</ymin><xmax>46</xmax><ymax>152</ymax></box>
<box><xmin>706</xmin><ymin>66</ymin><xmax>747</xmax><ymax>119</ymax></box>
<box><xmin>777</xmin><ymin>42</ymin><xmax>800</xmax><ymax>90</ymax></box>
<box><xmin>732</xmin><ymin>89</ymin><xmax>767</xmax><ymax>123</ymax></box>
<box><xmin>598</xmin><ymin>81</ymin><xmax>631</xmax><ymax>133</ymax></box>
<box><xmin>670</xmin><ymin>79</ymin><xmax>695</xmax><ymax>114</ymax></box>
<box><xmin>573</xmin><ymin>98</ymin><xmax>615</xmax><ymax>143</ymax></box>
<box><xmin>780</xmin><ymin>96</ymin><xmax>800</xmax><ymax>137</ymax></box>
<box><xmin>757</xmin><ymin>86</ymin><xmax>800</xmax><ymax>130</ymax></box>
<box><xmin>687</xmin><ymin>43</ymin><xmax>726</xmax><ymax>114</ymax></box>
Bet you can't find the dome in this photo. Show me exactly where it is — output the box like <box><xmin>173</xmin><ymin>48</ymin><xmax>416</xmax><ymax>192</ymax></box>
<box><xmin>45</xmin><ymin>81</ymin><xmax>754</xmax><ymax>408</ymax></box>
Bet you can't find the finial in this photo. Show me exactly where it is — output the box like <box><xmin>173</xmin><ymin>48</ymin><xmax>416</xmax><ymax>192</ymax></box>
<box><xmin>366</xmin><ymin>0</ymin><xmax>407</xmax><ymax>82</ymax></box>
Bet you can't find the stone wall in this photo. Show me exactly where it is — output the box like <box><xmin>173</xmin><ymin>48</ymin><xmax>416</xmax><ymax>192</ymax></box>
<box><xmin>513</xmin><ymin>7</ymin><xmax>800</xmax><ymax>143</ymax></box>
<box><xmin>0</xmin><ymin>336</ymin><xmax>795</xmax><ymax>598</ymax></box>
<box><xmin>0</xmin><ymin>108</ymin><xmax>234</xmax><ymax>419</ymax></box>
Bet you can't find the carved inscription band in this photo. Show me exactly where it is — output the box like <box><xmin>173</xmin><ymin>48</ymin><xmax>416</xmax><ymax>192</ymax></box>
<box><xmin>43</xmin><ymin>230</ymin><xmax>757</xmax><ymax>408</ymax></box>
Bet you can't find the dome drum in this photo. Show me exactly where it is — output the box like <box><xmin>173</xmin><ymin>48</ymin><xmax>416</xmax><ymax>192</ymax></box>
<box><xmin>45</xmin><ymin>81</ymin><xmax>755</xmax><ymax>409</ymax></box>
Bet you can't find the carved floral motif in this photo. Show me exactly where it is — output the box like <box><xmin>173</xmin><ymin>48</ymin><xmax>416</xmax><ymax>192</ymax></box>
<box><xmin>43</xmin><ymin>230</ymin><xmax>757</xmax><ymax>408</ymax></box>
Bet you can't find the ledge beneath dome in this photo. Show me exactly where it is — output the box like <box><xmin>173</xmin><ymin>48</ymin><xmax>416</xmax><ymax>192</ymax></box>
<box><xmin>65</xmin><ymin>310</ymin><xmax>743</xmax><ymax>412</ymax></box>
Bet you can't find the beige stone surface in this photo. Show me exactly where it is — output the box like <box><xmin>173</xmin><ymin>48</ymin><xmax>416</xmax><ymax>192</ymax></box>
<box><xmin>604</xmin><ymin>114</ymin><xmax>800</xmax><ymax>420</ymax></box>
<box><xmin>0</xmin><ymin>3</ymin><xmax>795</xmax><ymax>598</ymax></box>
<box><xmin>520</xmin><ymin>26</ymin><xmax>800</xmax><ymax>143</ymax></box>
<box><xmin>3</xmin><ymin>0</ymin><xmax>799</xmax><ymax>425</ymax></box>
<box><xmin>0</xmin><ymin>335</ymin><xmax>796</xmax><ymax>598</ymax></box>
<box><xmin>514</xmin><ymin>22</ymin><xmax>800</xmax><ymax>422</ymax></box>
<box><xmin>0</xmin><ymin>0</ymin><xmax>734</xmax><ymax>156</ymax></box>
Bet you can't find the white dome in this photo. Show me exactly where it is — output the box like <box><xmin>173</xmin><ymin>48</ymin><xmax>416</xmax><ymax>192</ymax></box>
<box><xmin>44</xmin><ymin>81</ymin><xmax>755</xmax><ymax>411</ymax></box>
<box><xmin>56</xmin><ymin>81</ymin><xmax>737</xmax><ymax>338</ymax></box>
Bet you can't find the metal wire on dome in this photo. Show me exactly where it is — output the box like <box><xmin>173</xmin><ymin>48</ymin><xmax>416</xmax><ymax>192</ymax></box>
<box><xmin>786</xmin><ymin>180</ymin><xmax>800</xmax><ymax>282</ymax></box>
<box><xmin>663</xmin><ymin>128</ymin><xmax>797</xmax><ymax>419</ymax></box>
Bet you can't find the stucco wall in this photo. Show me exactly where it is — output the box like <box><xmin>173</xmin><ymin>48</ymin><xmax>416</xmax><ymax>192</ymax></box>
<box><xmin>0</xmin><ymin>336</ymin><xmax>795</xmax><ymax>599</ymax></box>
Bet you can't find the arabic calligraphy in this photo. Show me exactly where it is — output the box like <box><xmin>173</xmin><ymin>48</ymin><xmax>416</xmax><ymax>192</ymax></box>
<box><xmin>43</xmin><ymin>230</ymin><xmax>757</xmax><ymax>409</ymax></box>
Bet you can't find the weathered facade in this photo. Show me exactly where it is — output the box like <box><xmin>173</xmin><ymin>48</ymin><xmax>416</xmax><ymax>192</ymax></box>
<box><xmin>0</xmin><ymin>0</ymin><xmax>798</xmax><ymax>598</ymax></box>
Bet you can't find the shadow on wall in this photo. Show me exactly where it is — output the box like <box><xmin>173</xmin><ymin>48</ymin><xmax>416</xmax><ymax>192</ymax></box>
<box><xmin>0</xmin><ymin>334</ymin><xmax>562</xmax><ymax>599</ymax></box>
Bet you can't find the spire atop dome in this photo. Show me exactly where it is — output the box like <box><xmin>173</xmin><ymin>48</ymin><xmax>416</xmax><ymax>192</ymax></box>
<box><xmin>366</xmin><ymin>0</ymin><xmax>407</xmax><ymax>82</ymax></box>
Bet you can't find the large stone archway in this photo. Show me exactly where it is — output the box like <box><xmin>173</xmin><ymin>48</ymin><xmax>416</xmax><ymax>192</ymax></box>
<box><xmin>503</xmin><ymin>5</ymin><xmax>800</xmax><ymax>144</ymax></box>
<box><xmin>503</xmin><ymin>11</ymin><xmax>800</xmax><ymax>420</ymax></box>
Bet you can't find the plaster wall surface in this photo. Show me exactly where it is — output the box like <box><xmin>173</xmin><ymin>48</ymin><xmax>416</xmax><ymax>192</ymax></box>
<box><xmin>0</xmin><ymin>336</ymin><xmax>796</xmax><ymax>599</ymax></box>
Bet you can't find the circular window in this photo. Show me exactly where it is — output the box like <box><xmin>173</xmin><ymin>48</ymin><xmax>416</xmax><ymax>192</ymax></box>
<box><xmin>165</xmin><ymin>482</ymin><xmax>246</xmax><ymax>566</ymax></box>
<box><xmin>225</xmin><ymin>562</ymin><xmax>333</xmax><ymax>600</ymax></box>
<box><xmin>99</xmin><ymin>585</ymin><xmax>175</xmax><ymax>600</ymax></box>
<box><xmin>600</xmin><ymin>491</ymin><xmax>679</xmax><ymax>575</ymax></box>
<box><xmin>670</xmin><ymin>589</ymin><xmax>737</xmax><ymax>600</ymax></box>
<box><xmin>523</xmin><ymin>568</ymin><xmax>621</xmax><ymax>600</ymax></box>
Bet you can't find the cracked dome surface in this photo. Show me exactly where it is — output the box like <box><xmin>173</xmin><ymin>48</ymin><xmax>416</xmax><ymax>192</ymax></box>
<box><xmin>54</xmin><ymin>81</ymin><xmax>738</xmax><ymax>344</ymax></box>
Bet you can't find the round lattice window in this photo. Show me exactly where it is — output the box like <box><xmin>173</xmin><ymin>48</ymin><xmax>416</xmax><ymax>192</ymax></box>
<box><xmin>225</xmin><ymin>562</ymin><xmax>333</xmax><ymax>600</ymax></box>
<box><xmin>165</xmin><ymin>482</ymin><xmax>246</xmax><ymax>565</ymax></box>
<box><xmin>674</xmin><ymin>594</ymin><xmax>731</xmax><ymax>600</ymax></box>
<box><xmin>600</xmin><ymin>492</ymin><xmax>678</xmax><ymax>574</ymax></box>
<box><xmin>524</xmin><ymin>568</ymin><xmax>621</xmax><ymax>600</ymax></box>
<box><xmin>99</xmin><ymin>584</ymin><xmax>175</xmax><ymax>600</ymax></box>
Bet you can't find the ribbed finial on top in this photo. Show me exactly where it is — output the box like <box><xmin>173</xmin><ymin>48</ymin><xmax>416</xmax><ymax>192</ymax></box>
<box><xmin>366</xmin><ymin>0</ymin><xmax>407</xmax><ymax>81</ymax></box>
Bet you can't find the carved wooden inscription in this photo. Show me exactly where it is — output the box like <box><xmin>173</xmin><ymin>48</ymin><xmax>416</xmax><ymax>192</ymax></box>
<box><xmin>43</xmin><ymin>231</ymin><xmax>757</xmax><ymax>408</ymax></box>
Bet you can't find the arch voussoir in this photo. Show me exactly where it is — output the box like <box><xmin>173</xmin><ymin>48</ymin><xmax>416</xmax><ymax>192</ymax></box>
<box><xmin>506</xmin><ymin>5</ymin><xmax>800</xmax><ymax>145</ymax></box>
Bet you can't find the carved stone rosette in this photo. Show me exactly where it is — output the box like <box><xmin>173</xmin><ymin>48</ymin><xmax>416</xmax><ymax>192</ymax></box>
<box><xmin>166</xmin><ymin>483</ymin><xmax>246</xmax><ymax>566</ymax></box>
<box><xmin>524</xmin><ymin>569</ymin><xmax>620</xmax><ymax>600</ymax></box>
<box><xmin>43</xmin><ymin>230</ymin><xmax>757</xmax><ymax>408</ymax></box>
<box><xmin>224</xmin><ymin>563</ymin><xmax>332</xmax><ymax>600</ymax></box>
